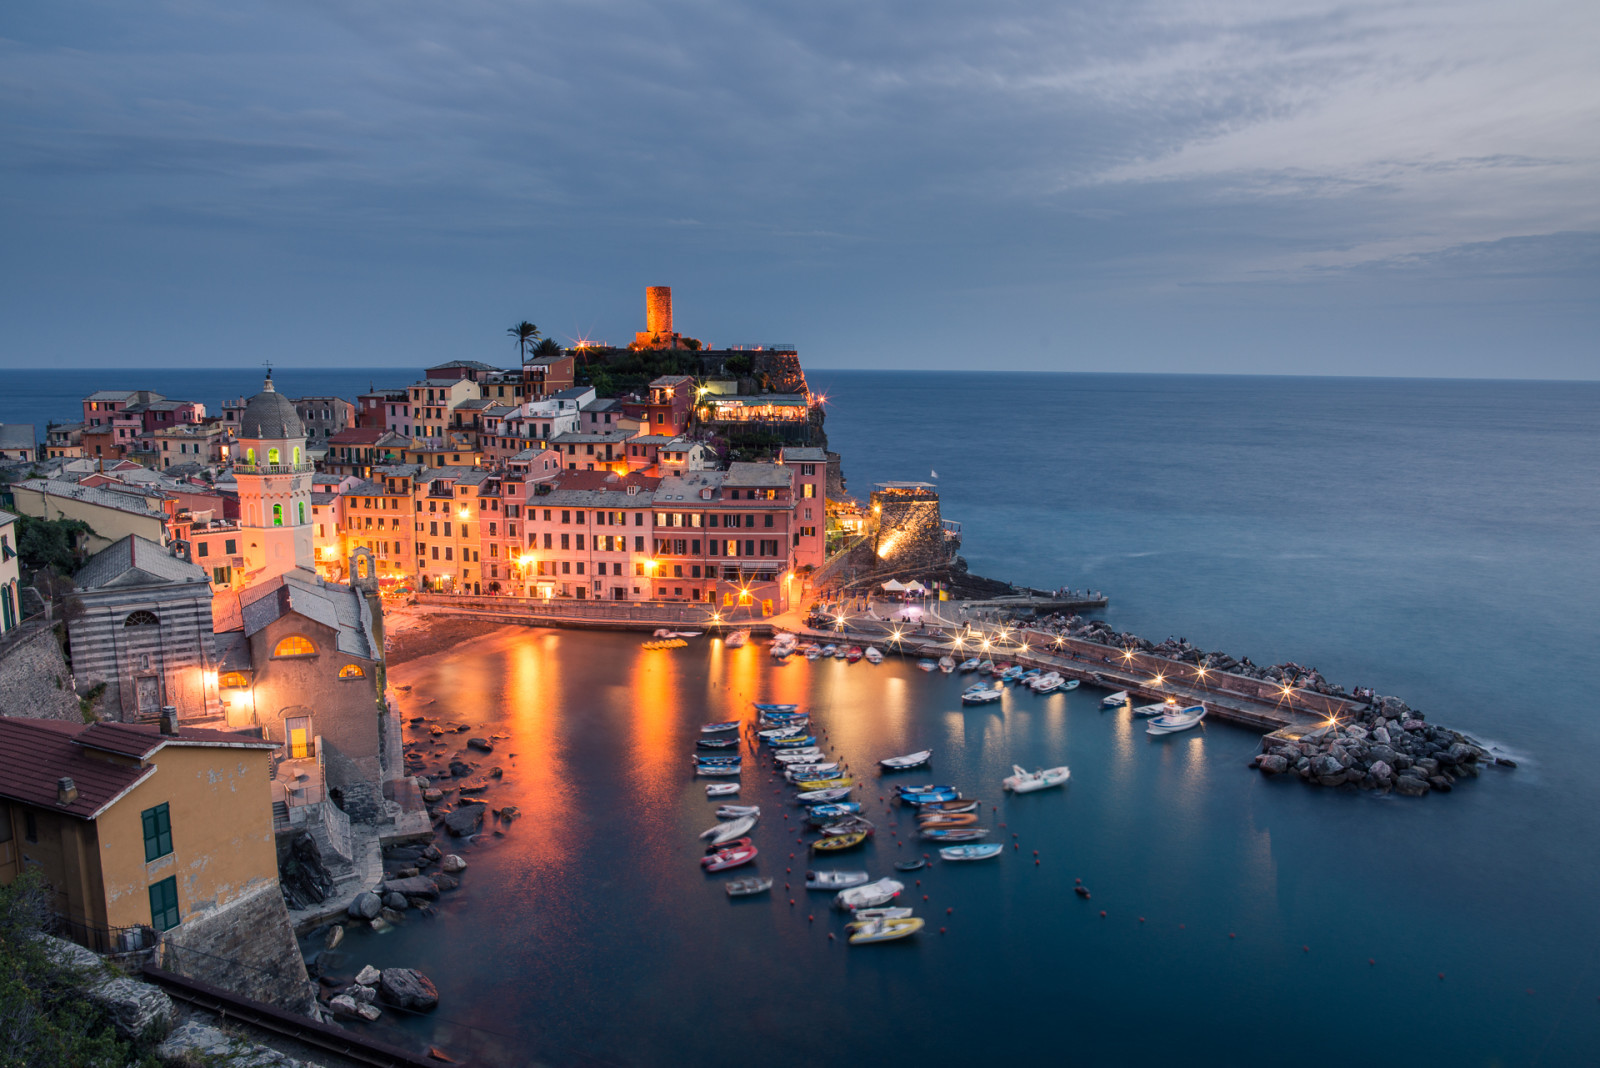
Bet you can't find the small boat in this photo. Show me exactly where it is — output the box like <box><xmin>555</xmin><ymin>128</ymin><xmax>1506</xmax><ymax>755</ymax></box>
<box><xmin>1029</xmin><ymin>672</ymin><xmax>1063</xmax><ymax>693</ymax></box>
<box><xmin>940</xmin><ymin>844</ymin><xmax>1003</xmax><ymax>861</ymax></box>
<box><xmin>1147</xmin><ymin>705</ymin><xmax>1206</xmax><ymax>735</ymax></box>
<box><xmin>695</xmin><ymin>756</ymin><xmax>742</xmax><ymax>767</ymax></box>
<box><xmin>852</xmin><ymin>906</ymin><xmax>914</xmax><ymax>921</ymax></box>
<box><xmin>1003</xmin><ymin>765</ymin><xmax>1070</xmax><ymax>793</ymax></box>
<box><xmin>705</xmin><ymin>783</ymin><xmax>741</xmax><ymax>797</ymax></box>
<box><xmin>707</xmin><ymin>837</ymin><xmax>752</xmax><ymax>854</ymax></box>
<box><xmin>653</xmin><ymin>629</ymin><xmax>701</xmax><ymax>639</ymax></box>
<box><xmin>917</xmin><ymin>813</ymin><xmax>978</xmax><ymax>828</ymax></box>
<box><xmin>833</xmin><ymin>646</ymin><xmax>849</xmax><ymax>659</ymax></box>
<box><xmin>938</xmin><ymin>656</ymin><xmax>956</xmax><ymax>673</ymax></box>
<box><xmin>893</xmin><ymin>859</ymin><xmax>926</xmax><ymax>872</ymax></box>
<box><xmin>758</xmin><ymin>724</ymin><xmax>807</xmax><ymax>741</ymax></box>
<box><xmin>897</xmin><ymin>787</ymin><xmax>959</xmax><ymax>805</ymax></box>
<box><xmin>893</xmin><ymin>782</ymin><xmax>954</xmax><ymax>794</ymax></box>
<box><xmin>846</xmin><ymin>647</ymin><xmax>864</xmax><ymax>663</ymax></box>
<box><xmin>864</xmin><ymin>646</ymin><xmax>884</xmax><ymax>664</ymax></box>
<box><xmin>805</xmin><ymin>647</ymin><xmax>823</xmax><ymax>660</ymax></box>
<box><xmin>817</xmin><ymin>817</ymin><xmax>875</xmax><ymax>838</ymax></box>
<box><xmin>977</xmin><ymin>660</ymin><xmax>995</xmax><ymax>675</ymax></box>
<box><xmin>794</xmin><ymin>776</ymin><xmax>853</xmax><ymax>792</ymax></box>
<box><xmin>1101</xmin><ymin>690</ymin><xmax>1130</xmax><ymax>708</ymax></box>
<box><xmin>701</xmin><ymin>721</ymin><xmax>741</xmax><ymax>733</ymax></box>
<box><xmin>918</xmin><ymin>799</ymin><xmax>979</xmax><ymax>814</ymax></box>
<box><xmin>786</xmin><ymin>768</ymin><xmax>844</xmax><ymax>784</ymax></box>
<box><xmin>725</xmin><ymin>877</ymin><xmax>773</xmax><ymax>897</ymax></box>
<box><xmin>1132</xmin><ymin>701</ymin><xmax>1177</xmax><ymax>718</ymax></box>
<box><xmin>1060</xmin><ymin>679</ymin><xmax>1080</xmax><ymax>691</ymax></box>
<box><xmin>641</xmin><ymin>638</ymin><xmax>688</xmax><ymax>650</ymax></box>
<box><xmin>811</xmin><ymin>831</ymin><xmax>869</xmax><ymax>852</ymax></box>
<box><xmin>772</xmin><ymin>748</ymin><xmax>825</xmax><ymax>762</ymax></box>
<box><xmin>879</xmin><ymin>750</ymin><xmax>933</xmax><ymax>771</ymax></box>
<box><xmin>715</xmin><ymin>805</ymin><xmax>761</xmax><ymax>819</ymax></box>
<box><xmin>958</xmin><ymin>658</ymin><xmax>980</xmax><ymax>672</ymax></box>
<box><xmin>821</xmin><ymin>645</ymin><xmax>838</xmax><ymax>657</ymax></box>
<box><xmin>701</xmin><ymin>844</ymin><xmax>758</xmax><ymax>871</ymax></box>
<box><xmin>805</xmin><ymin>870</ymin><xmax>868</xmax><ymax>890</ymax></box>
<box><xmin>797</xmin><ymin>786</ymin><xmax>854</xmax><ymax>804</ymax></box>
<box><xmin>767</xmin><ymin>734</ymin><xmax>818</xmax><ymax>749</ymax></box>
<box><xmin>723</xmin><ymin>629</ymin><xmax>750</xmax><ymax>648</ymax></box>
<box><xmin>849</xmin><ymin>916</ymin><xmax>925</xmax><ymax>944</ymax></box>
<box><xmin>697</xmin><ymin>737</ymin><xmax>740</xmax><ymax>749</ymax></box>
<box><xmin>805</xmin><ymin>802</ymin><xmax>861</xmax><ymax>819</ymax></box>
<box><xmin>1000</xmin><ymin>665</ymin><xmax>1024</xmax><ymax>683</ymax></box>
<box><xmin>695</xmin><ymin>764</ymin><xmax>742</xmax><ymax>777</ymax></box>
<box><xmin>917</xmin><ymin>659</ymin><xmax>937</xmax><ymax>672</ymax></box>
<box><xmin>961</xmin><ymin>685</ymin><xmax>1003</xmax><ymax>705</ymax></box>
<box><xmin>1019</xmin><ymin>668</ymin><xmax>1041</xmax><ymax>682</ymax></box>
<box><xmin>701</xmin><ymin>814</ymin><xmax>757</xmax><ymax>843</ymax></box>
<box><xmin>753</xmin><ymin>703</ymin><xmax>800</xmax><ymax>713</ymax></box>
<box><xmin>782</xmin><ymin>762</ymin><xmax>840</xmax><ymax>777</ymax></box>
<box><xmin>771</xmin><ymin>646</ymin><xmax>793</xmax><ymax>660</ymax></box>
<box><xmin>834</xmin><ymin>877</ymin><xmax>903</xmax><ymax>910</ymax></box>
<box><xmin>920</xmin><ymin>828</ymin><xmax>989</xmax><ymax>842</ymax></box>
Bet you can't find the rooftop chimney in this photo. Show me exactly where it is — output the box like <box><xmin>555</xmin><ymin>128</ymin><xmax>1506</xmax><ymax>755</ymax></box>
<box><xmin>57</xmin><ymin>777</ymin><xmax>78</xmax><ymax>806</ymax></box>
<box><xmin>159</xmin><ymin>708</ymin><xmax>179</xmax><ymax>736</ymax></box>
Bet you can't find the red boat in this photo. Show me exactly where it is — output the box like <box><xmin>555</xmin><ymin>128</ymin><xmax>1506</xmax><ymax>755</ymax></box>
<box><xmin>705</xmin><ymin>837</ymin><xmax>752</xmax><ymax>854</ymax></box>
<box><xmin>701</xmin><ymin>843</ymin><xmax>758</xmax><ymax>871</ymax></box>
<box><xmin>846</xmin><ymin>646</ymin><xmax>864</xmax><ymax>663</ymax></box>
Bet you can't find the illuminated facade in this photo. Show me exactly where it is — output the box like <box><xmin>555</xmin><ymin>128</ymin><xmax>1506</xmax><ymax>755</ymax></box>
<box><xmin>231</xmin><ymin>375</ymin><xmax>314</xmax><ymax>585</ymax></box>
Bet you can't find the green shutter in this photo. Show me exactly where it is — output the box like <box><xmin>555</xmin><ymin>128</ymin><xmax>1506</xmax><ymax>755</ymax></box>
<box><xmin>148</xmin><ymin>876</ymin><xmax>179</xmax><ymax>932</ymax></box>
<box><xmin>141</xmin><ymin>803</ymin><xmax>172</xmax><ymax>862</ymax></box>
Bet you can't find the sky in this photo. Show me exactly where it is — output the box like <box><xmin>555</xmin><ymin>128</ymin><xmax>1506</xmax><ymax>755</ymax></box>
<box><xmin>1</xmin><ymin>1</ymin><xmax>1596</xmax><ymax>377</ymax></box>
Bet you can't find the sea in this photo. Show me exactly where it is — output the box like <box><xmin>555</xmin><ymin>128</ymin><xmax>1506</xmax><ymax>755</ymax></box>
<box><xmin>5</xmin><ymin>369</ymin><xmax>1598</xmax><ymax>1065</ymax></box>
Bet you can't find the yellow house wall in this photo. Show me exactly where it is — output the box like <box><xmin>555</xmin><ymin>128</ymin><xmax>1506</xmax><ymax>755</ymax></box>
<box><xmin>8</xmin><ymin>485</ymin><xmax>167</xmax><ymax>551</ymax></box>
<box><xmin>0</xmin><ymin>801</ymin><xmax>107</xmax><ymax>930</ymax></box>
<box><xmin>96</xmin><ymin>745</ymin><xmax>277</xmax><ymax>931</ymax></box>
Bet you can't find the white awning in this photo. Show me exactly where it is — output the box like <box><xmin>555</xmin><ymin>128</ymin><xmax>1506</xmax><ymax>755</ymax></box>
<box><xmin>880</xmin><ymin>579</ymin><xmax>906</xmax><ymax>591</ymax></box>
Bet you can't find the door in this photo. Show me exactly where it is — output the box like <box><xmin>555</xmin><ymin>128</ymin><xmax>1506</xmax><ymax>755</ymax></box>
<box><xmin>135</xmin><ymin>677</ymin><xmax>160</xmax><ymax>717</ymax></box>
<box><xmin>286</xmin><ymin>716</ymin><xmax>311</xmax><ymax>759</ymax></box>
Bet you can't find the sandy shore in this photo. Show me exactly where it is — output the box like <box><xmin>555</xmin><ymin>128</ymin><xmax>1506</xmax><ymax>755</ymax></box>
<box><xmin>382</xmin><ymin>603</ymin><xmax>513</xmax><ymax>665</ymax></box>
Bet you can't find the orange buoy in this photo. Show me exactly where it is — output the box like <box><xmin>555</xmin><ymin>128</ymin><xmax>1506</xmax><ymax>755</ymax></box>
<box><xmin>1075</xmin><ymin>878</ymin><xmax>1082</xmax><ymax>884</ymax></box>
<box><xmin>789</xmin><ymin>899</ymin><xmax>795</xmax><ymax>905</ymax></box>
<box><xmin>808</xmin><ymin>915</ymin><xmax>814</xmax><ymax>922</ymax></box>
<box><xmin>1138</xmin><ymin>917</ymin><xmax>1145</xmax><ymax>923</ymax></box>
<box><xmin>1033</xmin><ymin>850</ymin><xmax>1039</xmax><ymax>856</ymax></box>
<box><xmin>947</xmin><ymin>907</ymin><xmax>953</xmax><ymax>915</ymax></box>
<box><xmin>923</xmin><ymin>894</ymin><xmax>929</xmax><ymax>901</ymax></box>
<box><xmin>1099</xmin><ymin>910</ymin><xmax>1106</xmax><ymax>917</ymax></box>
<box><xmin>1229</xmin><ymin>933</ymin><xmax>1236</xmax><ymax>939</ymax></box>
<box><xmin>940</xmin><ymin>927</ymin><xmax>947</xmax><ymax>934</ymax></box>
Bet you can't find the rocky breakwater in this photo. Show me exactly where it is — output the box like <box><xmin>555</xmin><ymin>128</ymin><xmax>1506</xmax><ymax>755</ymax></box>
<box><xmin>1252</xmin><ymin>696</ymin><xmax>1516</xmax><ymax>796</ymax></box>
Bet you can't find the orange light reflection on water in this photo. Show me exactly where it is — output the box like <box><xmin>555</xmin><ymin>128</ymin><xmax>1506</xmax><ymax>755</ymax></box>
<box><xmin>506</xmin><ymin>631</ymin><xmax>576</xmax><ymax>870</ymax></box>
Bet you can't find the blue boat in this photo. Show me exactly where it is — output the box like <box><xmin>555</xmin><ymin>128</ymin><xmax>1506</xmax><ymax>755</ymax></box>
<box><xmin>893</xmin><ymin>783</ymin><xmax>955</xmax><ymax>795</ymax></box>
<box><xmin>695</xmin><ymin>755</ymin><xmax>742</xmax><ymax>766</ymax></box>
<box><xmin>701</xmin><ymin>721</ymin><xmax>741</xmax><ymax>733</ymax></box>
<box><xmin>806</xmin><ymin>802</ymin><xmax>862</xmax><ymax>819</ymax></box>
<box><xmin>1019</xmin><ymin>668</ymin><xmax>1041</xmax><ymax>681</ymax></box>
<box><xmin>940</xmin><ymin>844</ymin><xmax>1003</xmax><ymax>861</ymax></box>
<box><xmin>753</xmin><ymin>703</ymin><xmax>800</xmax><ymax>713</ymax></box>
<box><xmin>768</xmin><ymin>734</ymin><xmax>818</xmax><ymax>749</ymax></box>
<box><xmin>898</xmin><ymin>787</ymin><xmax>960</xmax><ymax>805</ymax></box>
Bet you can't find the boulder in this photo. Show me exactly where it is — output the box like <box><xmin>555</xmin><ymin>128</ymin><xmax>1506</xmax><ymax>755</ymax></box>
<box><xmin>379</xmin><ymin>968</ymin><xmax>440</xmax><ymax>1012</ymax></box>
<box><xmin>467</xmin><ymin>737</ymin><xmax>494</xmax><ymax>753</ymax></box>
<box><xmin>370</xmin><ymin>917</ymin><xmax>393</xmax><ymax>933</ymax></box>
<box><xmin>441</xmin><ymin>854</ymin><xmax>468</xmax><ymax>874</ymax></box>
<box><xmin>1371</xmin><ymin>726</ymin><xmax>1391</xmax><ymax>745</ymax></box>
<box><xmin>42</xmin><ymin>937</ymin><xmax>174</xmax><ymax>1040</ymax></box>
<box><xmin>1446</xmin><ymin>742</ymin><xmax>1477</xmax><ymax>765</ymax></box>
<box><xmin>1428</xmin><ymin>776</ymin><xmax>1454</xmax><ymax>793</ymax></box>
<box><xmin>1495</xmin><ymin>756</ymin><xmax>1518</xmax><ymax>768</ymax></box>
<box><xmin>421</xmin><ymin>844</ymin><xmax>443</xmax><ymax>861</ymax></box>
<box><xmin>1394</xmin><ymin>775</ymin><xmax>1430</xmax><ymax>797</ymax></box>
<box><xmin>355</xmin><ymin>964</ymin><xmax>382</xmax><ymax>986</ymax></box>
<box><xmin>347</xmin><ymin>891</ymin><xmax>382</xmax><ymax>920</ymax></box>
<box><xmin>1368</xmin><ymin>744</ymin><xmax>1397</xmax><ymax>765</ymax></box>
<box><xmin>1259</xmin><ymin>754</ymin><xmax>1290</xmax><ymax>775</ymax></box>
<box><xmin>330</xmin><ymin>994</ymin><xmax>363</xmax><ymax>1018</ymax></box>
<box><xmin>423</xmin><ymin>789</ymin><xmax>445</xmax><ymax>803</ymax></box>
<box><xmin>499</xmin><ymin>805</ymin><xmax>521</xmax><ymax>820</ymax></box>
<box><xmin>448</xmin><ymin>761</ymin><xmax>475</xmax><ymax>778</ymax></box>
<box><xmin>1316</xmin><ymin>771</ymin><xmax>1348</xmax><ymax>787</ymax></box>
<box><xmin>432</xmin><ymin>872</ymin><xmax>460</xmax><ymax>891</ymax></box>
<box><xmin>408</xmin><ymin>897</ymin><xmax>435</xmax><ymax>910</ymax></box>
<box><xmin>380</xmin><ymin>907</ymin><xmax>406</xmax><ymax>925</ymax></box>
<box><xmin>324</xmin><ymin>924</ymin><xmax>344</xmax><ymax>950</ymax></box>
<box><xmin>382</xmin><ymin>876</ymin><xmax>440</xmax><ymax>900</ymax></box>
<box><xmin>444</xmin><ymin>803</ymin><xmax>487</xmax><ymax>837</ymax></box>
<box><xmin>1368</xmin><ymin>760</ymin><xmax>1393</xmax><ymax>783</ymax></box>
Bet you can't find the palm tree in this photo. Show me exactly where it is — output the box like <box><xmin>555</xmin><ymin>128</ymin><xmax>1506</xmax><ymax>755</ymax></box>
<box><xmin>508</xmin><ymin>321</ymin><xmax>541</xmax><ymax>362</ymax></box>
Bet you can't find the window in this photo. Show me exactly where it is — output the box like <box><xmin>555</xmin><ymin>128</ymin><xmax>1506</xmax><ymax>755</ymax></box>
<box><xmin>149</xmin><ymin>876</ymin><xmax>180</xmax><ymax>932</ymax></box>
<box><xmin>298</xmin><ymin>502</ymin><xmax>306</xmax><ymax>525</ymax></box>
<box><xmin>197</xmin><ymin>542</ymin><xmax>209</xmax><ymax>558</ymax></box>
<box><xmin>124</xmin><ymin>610</ymin><xmax>159</xmax><ymax>627</ymax></box>
<box><xmin>225</xmin><ymin>539</ymin><xmax>237</xmax><ymax>555</ymax></box>
<box><xmin>273</xmin><ymin>635</ymin><xmax>317</xmax><ymax>658</ymax></box>
<box><xmin>338</xmin><ymin>663</ymin><xmax>365</xmax><ymax>679</ymax></box>
<box><xmin>268</xmin><ymin>448</ymin><xmax>280</xmax><ymax>465</ymax></box>
<box><xmin>765</xmin><ymin>514</ymin><xmax>774</xmax><ymax>527</ymax></box>
<box><xmin>219</xmin><ymin>672</ymin><xmax>248</xmax><ymax>689</ymax></box>
<box><xmin>246</xmin><ymin>448</ymin><xmax>255</xmax><ymax>464</ymax></box>
<box><xmin>273</xmin><ymin>504</ymin><xmax>283</xmax><ymax>527</ymax></box>
<box><xmin>142</xmin><ymin>803</ymin><xmax>173</xmax><ymax>862</ymax></box>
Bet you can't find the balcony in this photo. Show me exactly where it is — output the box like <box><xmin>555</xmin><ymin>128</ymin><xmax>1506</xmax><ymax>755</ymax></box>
<box><xmin>233</xmin><ymin>461</ymin><xmax>314</xmax><ymax>475</ymax></box>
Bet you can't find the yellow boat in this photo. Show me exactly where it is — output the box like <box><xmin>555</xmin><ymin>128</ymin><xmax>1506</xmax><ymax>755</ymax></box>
<box><xmin>849</xmin><ymin>917</ymin><xmax>925</xmax><ymax>944</ymax></box>
<box><xmin>641</xmin><ymin>638</ymin><xmax>688</xmax><ymax>651</ymax></box>
<box><xmin>811</xmin><ymin>830</ymin><xmax>868</xmax><ymax>852</ymax></box>
<box><xmin>795</xmin><ymin>777</ymin><xmax>854</xmax><ymax>792</ymax></box>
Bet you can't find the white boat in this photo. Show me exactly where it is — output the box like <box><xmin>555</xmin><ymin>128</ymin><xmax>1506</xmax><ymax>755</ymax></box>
<box><xmin>772</xmin><ymin>747</ymin><xmax>824</xmax><ymax>762</ymax></box>
<box><xmin>1002</xmin><ymin>764</ymin><xmax>1070</xmax><ymax>793</ymax></box>
<box><xmin>805</xmin><ymin>870</ymin><xmax>869</xmax><ymax>890</ymax></box>
<box><xmin>879</xmin><ymin>750</ymin><xmax>933</xmax><ymax>770</ymax></box>
<box><xmin>695</xmin><ymin>764</ymin><xmax>741</xmax><ymax>777</ymax></box>
<box><xmin>724</xmin><ymin>629</ymin><xmax>750</xmax><ymax>648</ymax></box>
<box><xmin>805</xmin><ymin>647</ymin><xmax>823</xmax><ymax>660</ymax></box>
<box><xmin>917</xmin><ymin>659</ymin><xmax>937</xmax><ymax>672</ymax></box>
<box><xmin>961</xmin><ymin>685</ymin><xmax>1003</xmax><ymax>705</ymax></box>
<box><xmin>758</xmin><ymin>724</ymin><xmax>807</xmax><ymax>741</ymax></box>
<box><xmin>1146</xmin><ymin>705</ymin><xmax>1206</xmax><ymax>735</ymax></box>
<box><xmin>834</xmin><ymin>877</ymin><xmax>904</xmax><ymax>911</ymax></box>
<box><xmin>864</xmin><ymin>646</ymin><xmax>883</xmax><ymax>664</ymax></box>
<box><xmin>653</xmin><ymin>629</ymin><xmax>702</xmax><ymax>638</ymax></box>
<box><xmin>852</xmin><ymin>906</ymin><xmax>914</xmax><ymax>921</ymax></box>
<box><xmin>957</xmin><ymin>658</ymin><xmax>980</xmax><ymax>672</ymax></box>
<box><xmin>1030</xmin><ymin>672</ymin><xmax>1064</xmax><ymax>693</ymax></box>
<box><xmin>784</xmin><ymin>764</ymin><xmax>842</xmax><ymax>780</ymax></box>
<box><xmin>1131</xmin><ymin>702</ymin><xmax>1174</xmax><ymax>718</ymax></box>
<box><xmin>701</xmin><ymin>814</ymin><xmax>757</xmax><ymax>844</ymax></box>
<box><xmin>1061</xmin><ymin>679</ymin><xmax>1080</xmax><ymax>691</ymax></box>
<box><xmin>821</xmin><ymin>645</ymin><xmax>838</xmax><ymax>656</ymax></box>
<box><xmin>725</xmin><ymin>877</ymin><xmax>773</xmax><ymax>897</ymax></box>
<box><xmin>715</xmin><ymin>805</ymin><xmax>761</xmax><ymax>819</ymax></box>
<box><xmin>939</xmin><ymin>844</ymin><xmax>1003</xmax><ymax>861</ymax></box>
<box><xmin>1101</xmin><ymin>690</ymin><xmax>1130</xmax><ymax>707</ymax></box>
<box><xmin>705</xmin><ymin>783</ymin><xmax>740</xmax><ymax>797</ymax></box>
<box><xmin>938</xmin><ymin>656</ymin><xmax>956</xmax><ymax>673</ymax></box>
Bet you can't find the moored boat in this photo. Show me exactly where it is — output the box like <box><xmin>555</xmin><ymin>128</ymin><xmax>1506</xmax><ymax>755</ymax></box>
<box><xmin>805</xmin><ymin>802</ymin><xmax>861</xmax><ymax>819</ymax></box>
<box><xmin>811</xmin><ymin>830</ymin><xmax>869</xmax><ymax>852</ymax></box>
<box><xmin>805</xmin><ymin>869</ymin><xmax>868</xmax><ymax>890</ymax></box>
<box><xmin>938</xmin><ymin>656</ymin><xmax>956</xmax><ymax>673</ymax></box>
<box><xmin>864</xmin><ymin>646</ymin><xmax>884</xmax><ymax>664</ymax></box>
<box><xmin>1101</xmin><ymin>690</ymin><xmax>1130</xmax><ymax>708</ymax></box>
<box><xmin>977</xmin><ymin>660</ymin><xmax>996</xmax><ymax>675</ymax></box>
<box><xmin>715</xmin><ymin>805</ymin><xmax>761</xmax><ymax>819</ymax></box>
<box><xmin>1132</xmin><ymin>700</ymin><xmax>1178</xmax><ymax>718</ymax></box>
<box><xmin>701</xmin><ymin>720</ymin><xmax>740</xmax><ymax>733</ymax></box>
<box><xmin>918</xmin><ymin>798</ymin><xmax>980</xmax><ymax>814</ymax></box>
<box><xmin>920</xmin><ymin>827</ymin><xmax>990</xmax><ymax>842</ymax></box>
<box><xmin>958</xmin><ymin>658</ymin><xmax>980</xmax><ymax>672</ymax></box>
<box><xmin>725</xmin><ymin>877</ymin><xmax>773</xmax><ymax>897</ymax></box>
<box><xmin>917</xmin><ymin>658</ymin><xmax>937</xmax><ymax>672</ymax></box>
<box><xmin>1146</xmin><ymin>705</ymin><xmax>1206</xmax><ymax>735</ymax></box>
<box><xmin>701</xmin><ymin>814</ymin><xmax>757</xmax><ymax>843</ymax></box>
<box><xmin>848</xmin><ymin>916</ymin><xmax>925</xmax><ymax>944</ymax></box>
<box><xmin>705</xmin><ymin>783</ymin><xmax>740</xmax><ymax>797</ymax></box>
<box><xmin>917</xmin><ymin>813</ymin><xmax>978</xmax><ymax>828</ymax></box>
<box><xmin>796</xmin><ymin>786</ymin><xmax>854</xmax><ymax>804</ymax></box>
<box><xmin>897</xmin><ymin>786</ymin><xmax>959</xmax><ymax>805</ymax></box>
<box><xmin>846</xmin><ymin>646</ymin><xmax>864</xmax><ymax>663</ymax></box>
<box><xmin>697</xmin><ymin>736</ymin><xmax>740</xmax><ymax>749</ymax></box>
<box><xmin>1003</xmin><ymin>765</ymin><xmax>1070</xmax><ymax>793</ymax></box>
<box><xmin>852</xmin><ymin>906</ymin><xmax>913</xmax><ymax>921</ymax></box>
<box><xmin>894</xmin><ymin>859</ymin><xmax>927</xmax><ymax>872</ymax></box>
<box><xmin>753</xmin><ymin>703</ymin><xmax>800</xmax><ymax>713</ymax></box>
<box><xmin>724</xmin><ymin>629</ymin><xmax>750</xmax><ymax>648</ymax></box>
<box><xmin>695</xmin><ymin>764</ymin><xmax>741</xmax><ymax>777</ymax></box>
<box><xmin>939</xmin><ymin>844</ymin><xmax>1003</xmax><ymax>861</ymax></box>
<box><xmin>701</xmin><ymin>843</ymin><xmax>758</xmax><ymax>871</ymax></box>
<box><xmin>961</xmin><ymin>685</ymin><xmax>1003</xmax><ymax>705</ymax></box>
<box><xmin>817</xmin><ymin>816</ymin><xmax>875</xmax><ymax>838</ymax></box>
<box><xmin>879</xmin><ymin>750</ymin><xmax>933</xmax><ymax>771</ymax></box>
<box><xmin>795</xmin><ymin>776</ymin><xmax>853</xmax><ymax>791</ymax></box>
<box><xmin>834</xmin><ymin>877</ymin><xmax>903</xmax><ymax>910</ymax></box>
<box><xmin>767</xmin><ymin>734</ymin><xmax>818</xmax><ymax>749</ymax></box>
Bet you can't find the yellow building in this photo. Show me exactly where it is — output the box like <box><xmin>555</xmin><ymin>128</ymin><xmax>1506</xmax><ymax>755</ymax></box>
<box><xmin>9</xmin><ymin>478</ymin><xmax>169</xmax><ymax>551</ymax></box>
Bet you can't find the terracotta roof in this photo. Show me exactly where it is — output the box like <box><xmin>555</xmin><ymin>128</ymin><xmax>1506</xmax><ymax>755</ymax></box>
<box><xmin>0</xmin><ymin>719</ymin><xmax>148</xmax><ymax>819</ymax></box>
<box><xmin>73</xmin><ymin>721</ymin><xmax>275</xmax><ymax>760</ymax></box>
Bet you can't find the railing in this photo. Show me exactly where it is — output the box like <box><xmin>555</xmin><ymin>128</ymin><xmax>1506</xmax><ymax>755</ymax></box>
<box><xmin>231</xmin><ymin>462</ymin><xmax>314</xmax><ymax>475</ymax></box>
<box><xmin>52</xmin><ymin>913</ymin><xmax>156</xmax><ymax>957</ymax></box>
<box><xmin>414</xmin><ymin>592</ymin><xmax>780</xmax><ymax>624</ymax></box>
<box><xmin>319</xmin><ymin>790</ymin><xmax>354</xmax><ymax>862</ymax></box>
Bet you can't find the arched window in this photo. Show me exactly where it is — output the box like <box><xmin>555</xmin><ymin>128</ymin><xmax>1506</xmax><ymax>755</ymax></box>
<box><xmin>297</xmin><ymin>501</ymin><xmax>306</xmax><ymax>525</ymax></box>
<box><xmin>268</xmin><ymin>447</ymin><xmax>280</xmax><ymax>465</ymax></box>
<box><xmin>273</xmin><ymin>635</ymin><xmax>316</xmax><ymax>658</ymax></box>
<box><xmin>273</xmin><ymin>504</ymin><xmax>283</xmax><ymax>527</ymax></box>
<box><xmin>293</xmin><ymin>447</ymin><xmax>301</xmax><ymax>465</ymax></box>
<box><xmin>219</xmin><ymin>671</ymin><xmax>249</xmax><ymax>689</ymax></box>
<box><xmin>246</xmin><ymin>447</ymin><xmax>256</xmax><ymax>464</ymax></box>
<box><xmin>338</xmin><ymin>663</ymin><xmax>365</xmax><ymax>679</ymax></box>
<box><xmin>124</xmin><ymin>610</ymin><xmax>159</xmax><ymax>627</ymax></box>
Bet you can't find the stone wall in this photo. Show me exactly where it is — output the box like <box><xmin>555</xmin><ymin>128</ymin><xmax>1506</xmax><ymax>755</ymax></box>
<box><xmin>871</xmin><ymin>492</ymin><xmax>953</xmax><ymax>572</ymax></box>
<box><xmin>751</xmin><ymin>351</ymin><xmax>808</xmax><ymax>393</ymax></box>
<box><xmin>0</xmin><ymin>619</ymin><xmax>81</xmax><ymax>721</ymax></box>
<box><xmin>158</xmin><ymin>882</ymin><xmax>318</xmax><ymax>1015</ymax></box>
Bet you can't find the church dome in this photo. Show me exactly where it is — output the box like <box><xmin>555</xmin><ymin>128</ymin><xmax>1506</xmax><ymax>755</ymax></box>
<box><xmin>239</xmin><ymin>375</ymin><xmax>304</xmax><ymax>440</ymax></box>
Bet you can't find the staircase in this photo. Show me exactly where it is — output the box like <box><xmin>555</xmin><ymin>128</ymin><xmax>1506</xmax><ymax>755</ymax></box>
<box><xmin>270</xmin><ymin>800</ymin><xmax>289</xmax><ymax>831</ymax></box>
